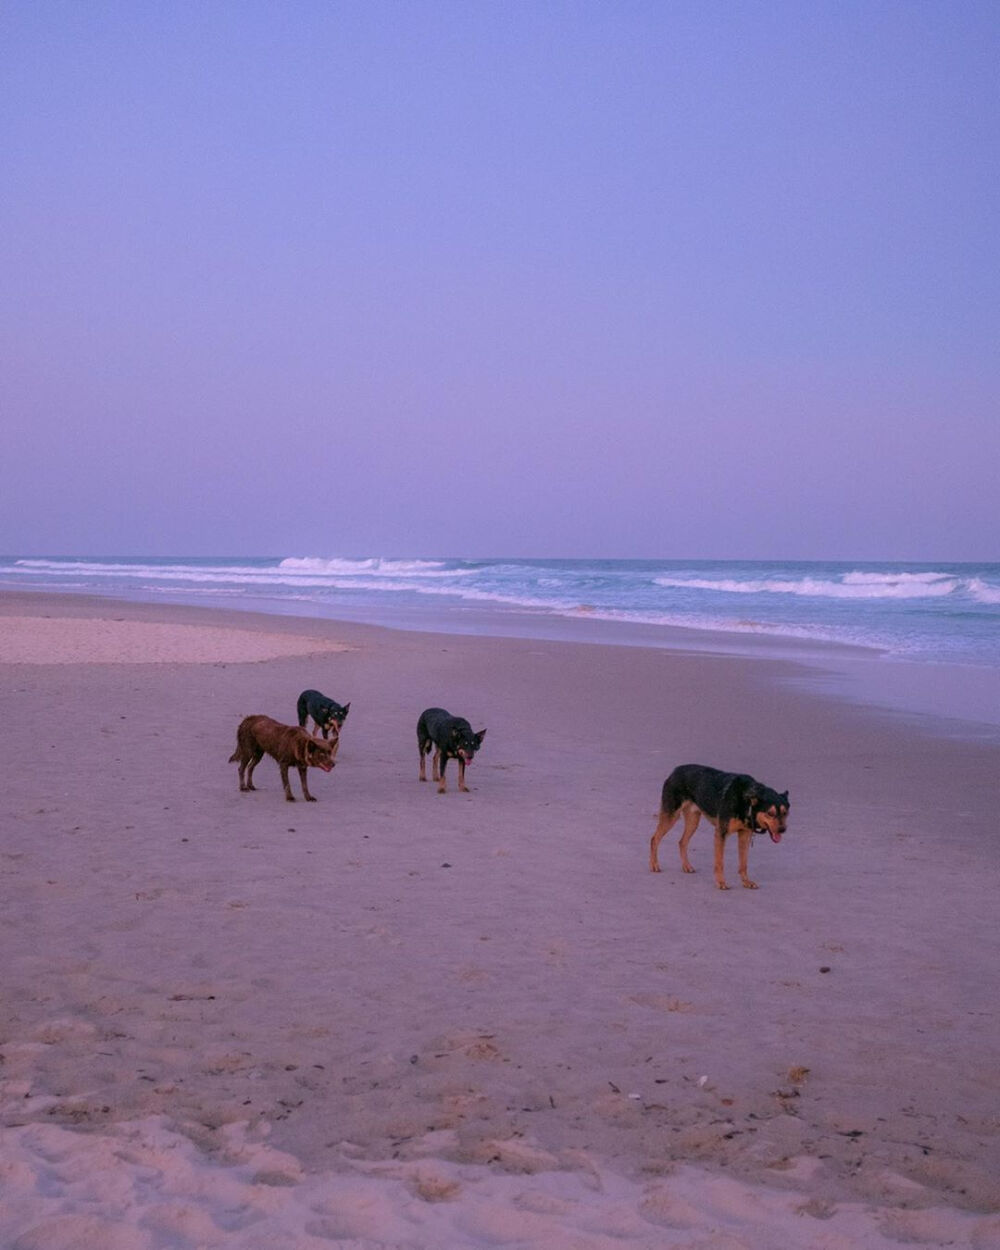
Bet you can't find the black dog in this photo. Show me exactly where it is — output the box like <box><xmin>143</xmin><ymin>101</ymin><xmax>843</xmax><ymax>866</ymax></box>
<box><xmin>649</xmin><ymin>764</ymin><xmax>789</xmax><ymax>890</ymax></box>
<box><xmin>417</xmin><ymin>707</ymin><xmax>486</xmax><ymax>794</ymax></box>
<box><xmin>297</xmin><ymin>689</ymin><xmax>351</xmax><ymax>740</ymax></box>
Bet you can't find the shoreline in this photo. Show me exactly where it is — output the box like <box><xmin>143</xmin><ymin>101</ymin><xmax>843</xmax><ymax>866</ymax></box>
<box><xmin>3</xmin><ymin>582</ymin><xmax>1000</xmax><ymax>742</ymax></box>
<box><xmin>2</xmin><ymin>589</ymin><xmax>999</xmax><ymax>1245</ymax></box>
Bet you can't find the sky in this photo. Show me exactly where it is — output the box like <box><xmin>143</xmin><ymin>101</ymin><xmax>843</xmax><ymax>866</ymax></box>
<box><xmin>2</xmin><ymin>1</ymin><xmax>997</xmax><ymax>561</ymax></box>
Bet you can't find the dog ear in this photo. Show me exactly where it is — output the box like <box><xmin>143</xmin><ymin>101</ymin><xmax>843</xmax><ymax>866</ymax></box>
<box><xmin>475</xmin><ymin>729</ymin><xmax>487</xmax><ymax>746</ymax></box>
<box><xmin>312</xmin><ymin>738</ymin><xmax>335</xmax><ymax>764</ymax></box>
<box><xmin>342</xmin><ymin>702</ymin><xmax>350</xmax><ymax>715</ymax></box>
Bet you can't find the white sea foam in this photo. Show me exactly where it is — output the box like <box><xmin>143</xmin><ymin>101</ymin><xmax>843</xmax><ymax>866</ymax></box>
<box><xmin>279</xmin><ymin>556</ymin><xmax>474</xmax><ymax>578</ymax></box>
<box><xmin>840</xmin><ymin>570</ymin><xmax>955</xmax><ymax>586</ymax></box>
<box><xmin>14</xmin><ymin>559</ymin><xmax>275</xmax><ymax>580</ymax></box>
<box><xmin>968</xmin><ymin>577</ymin><xmax>1000</xmax><ymax>604</ymax></box>
<box><xmin>543</xmin><ymin>603</ymin><xmax>891</xmax><ymax>652</ymax></box>
<box><xmin>10</xmin><ymin>559</ymin><xmax>470</xmax><ymax>592</ymax></box>
<box><xmin>653</xmin><ymin>573</ymin><xmax>962</xmax><ymax>600</ymax></box>
<box><xmin>3</xmin><ymin>556</ymin><xmax>998</xmax><ymax>667</ymax></box>
<box><xmin>13</xmin><ymin>557</ymin><xmax>474</xmax><ymax>583</ymax></box>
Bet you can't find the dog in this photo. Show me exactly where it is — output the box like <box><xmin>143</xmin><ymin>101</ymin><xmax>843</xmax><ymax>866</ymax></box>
<box><xmin>417</xmin><ymin>707</ymin><xmax>486</xmax><ymax>794</ymax></box>
<box><xmin>297</xmin><ymin>689</ymin><xmax>350</xmax><ymax>740</ymax></box>
<box><xmin>649</xmin><ymin>764</ymin><xmax>789</xmax><ymax>890</ymax></box>
<box><xmin>229</xmin><ymin>715</ymin><xmax>338</xmax><ymax>802</ymax></box>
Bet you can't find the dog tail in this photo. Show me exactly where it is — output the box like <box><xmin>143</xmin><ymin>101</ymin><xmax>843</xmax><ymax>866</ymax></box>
<box><xmin>228</xmin><ymin>749</ymin><xmax>239</xmax><ymax>763</ymax></box>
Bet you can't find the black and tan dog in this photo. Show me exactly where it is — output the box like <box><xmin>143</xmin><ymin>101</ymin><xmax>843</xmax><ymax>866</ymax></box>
<box><xmin>230</xmin><ymin>714</ymin><xmax>338</xmax><ymax>802</ymax></box>
<box><xmin>417</xmin><ymin>707</ymin><xmax>486</xmax><ymax>794</ymax></box>
<box><xmin>649</xmin><ymin>764</ymin><xmax>789</xmax><ymax>890</ymax></box>
<box><xmin>297</xmin><ymin>689</ymin><xmax>350</xmax><ymax>740</ymax></box>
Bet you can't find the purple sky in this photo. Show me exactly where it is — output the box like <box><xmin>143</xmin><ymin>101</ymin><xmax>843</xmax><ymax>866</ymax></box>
<box><xmin>2</xmin><ymin>2</ymin><xmax>997</xmax><ymax>560</ymax></box>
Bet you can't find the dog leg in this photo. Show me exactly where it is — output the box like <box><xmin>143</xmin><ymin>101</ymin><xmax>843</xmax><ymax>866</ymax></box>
<box><xmin>649</xmin><ymin>805</ymin><xmax>682</xmax><ymax>872</ymax></box>
<box><xmin>244</xmin><ymin>748</ymin><xmax>263</xmax><ymax>791</ymax></box>
<box><xmin>737</xmin><ymin>828</ymin><xmax>757</xmax><ymax>889</ymax></box>
<box><xmin>714</xmin><ymin>825</ymin><xmax>730</xmax><ymax>890</ymax></box>
<box><xmin>279</xmin><ymin>762</ymin><xmax>296</xmax><ymax>802</ymax></box>
<box><xmin>437</xmin><ymin>754</ymin><xmax>448</xmax><ymax>794</ymax></box>
<box><xmin>432</xmin><ymin>749</ymin><xmax>442</xmax><ymax>783</ymax></box>
<box><xmin>678</xmin><ymin>804</ymin><xmax>701</xmax><ymax>874</ymax></box>
<box><xmin>458</xmin><ymin>757</ymin><xmax>469</xmax><ymax>792</ymax></box>
<box><xmin>419</xmin><ymin>741</ymin><xmax>428</xmax><ymax>781</ymax></box>
<box><xmin>298</xmin><ymin>764</ymin><xmax>316</xmax><ymax>802</ymax></box>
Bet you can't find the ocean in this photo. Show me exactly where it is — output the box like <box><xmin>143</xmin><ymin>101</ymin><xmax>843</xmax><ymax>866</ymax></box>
<box><xmin>5</xmin><ymin>554</ymin><xmax>1000</xmax><ymax>732</ymax></box>
<box><xmin>2</xmin><ymin>554</ymin><xmax>999</xmax><ymax>667</ymax></box>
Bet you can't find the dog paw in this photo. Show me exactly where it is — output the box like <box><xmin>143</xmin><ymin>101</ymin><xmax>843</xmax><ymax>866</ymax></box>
<box><xmin>741</xmin><ymin>879</ymin><xmax>759</xmax><ymax>889</ymax></box>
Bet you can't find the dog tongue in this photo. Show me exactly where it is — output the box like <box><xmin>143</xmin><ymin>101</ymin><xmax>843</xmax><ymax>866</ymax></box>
<box><xmin>770</xmin><ymin>831</ymin><xmax>782</xmax><ymax>843</ymax></box>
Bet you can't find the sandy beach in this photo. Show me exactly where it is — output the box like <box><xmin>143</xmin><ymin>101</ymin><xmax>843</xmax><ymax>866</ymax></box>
<box><xmin>1</xmin><ymin>590</ymin><xmax>998</xmax><ymax>1249</ymax></box>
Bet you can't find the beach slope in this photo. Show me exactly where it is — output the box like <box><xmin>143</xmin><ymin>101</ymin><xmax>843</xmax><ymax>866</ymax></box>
<box><xmin>2</xmin><ymin>592</ymin><xmax>998</xmax><ymax>1248</ymax></box>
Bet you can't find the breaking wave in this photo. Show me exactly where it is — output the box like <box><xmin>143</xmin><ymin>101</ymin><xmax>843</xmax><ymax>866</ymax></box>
<box><xmin>653</xmin><ymin>571</ymin><xmax>964</xmax><ymax>600</ymax></box>
<box><xmin>278</xmin><ymin>557</ymin><xmax>475</xmax><ymax>578</ymax></box>
<box><xmin>3</xmin><ymin>555</ymin><xmax>999</xmax><ymax>666</ymax></box>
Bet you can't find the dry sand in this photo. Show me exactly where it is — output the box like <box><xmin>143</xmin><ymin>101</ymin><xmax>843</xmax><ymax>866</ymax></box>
<box><xmin>0</xmin><ymin>616</ymin><xmax>350</xmax><ymax>666</ymax></box>
<box><xmin>1</xmin><ymin>590</ymin><xmax>998</xmax><ymax>1249</ymax></box>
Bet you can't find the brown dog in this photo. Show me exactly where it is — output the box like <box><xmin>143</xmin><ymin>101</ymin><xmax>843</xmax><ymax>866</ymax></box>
<box><xmin>229</xmin><ymin>715</ymin><xmax>338</xmax><ymax>802</ymax></box>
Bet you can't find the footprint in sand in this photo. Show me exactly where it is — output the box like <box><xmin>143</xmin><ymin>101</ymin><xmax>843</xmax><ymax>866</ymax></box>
<box><xmin>627</xmin><ymin>993</ymin><xmax>695</xmax><ymax>1013</ymax></box>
